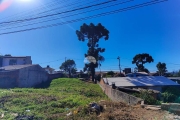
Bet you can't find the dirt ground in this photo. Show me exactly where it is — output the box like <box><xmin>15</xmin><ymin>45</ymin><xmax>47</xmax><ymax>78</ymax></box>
<box><xmin>72</xmin><ymin>101</ymin><xmax>180</xmax><ymax>120</ymax></box>
<box><xmin>99</xmin><ymin>101</ymin><xmax>180</xmax><ymax>120</ymax></box>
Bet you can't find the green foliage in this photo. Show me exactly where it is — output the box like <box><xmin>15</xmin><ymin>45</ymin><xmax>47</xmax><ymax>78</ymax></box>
<box><xmin>162</xmin><ymin>87</ymin><xmax>180</xmax><ymax>103</ymax></box>
<box><xmin>107</xmin><ymin>71</ymin><xmax>115</xmax><ymax>77</ymax></box>
<box><xmin>133</xmin><ymin>91</ymin><xmax>161</xmax><ymax>105</ymax></box>
<box><xmin>106</xmin><ymin>75</ymin><xmax>112</xmax><ymax>77</ymax></box>
<box><xmin>76</xmin><ymin>23</ymin><xmax>109</xmax><ymax>82</ymax></box>
<box><xmin>156</xmin><ymin>62</ymin><xmax>167</xmax><ymax>76</ymax></box>
<box><xmin>60</xmin><ymin>59</ymin><xmax>76</xmax><ymax>77</ymax></box>
<box><xmin>162</xmin><ymin>92</ymin><xmax>176</xmax><ymax>103</ymax></box>
<box><xmin>132</xmin><ymin>53</ymin><xmax>154</xmax><ymax>73</ymax></box>
<box><xmin>0</xmin><ymin>78</ymin><xmax>108</xmax><ymax>119</ymax></box>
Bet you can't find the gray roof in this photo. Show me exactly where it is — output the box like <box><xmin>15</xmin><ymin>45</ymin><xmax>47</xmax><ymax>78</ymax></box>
<box><xmin>167</xmin><ymin>77</ymin><xmax>180</xmax><ymax>80</ymax></box>
<box><xmin>0</xmin><ymin>64</ymin><xmax>38</xmax><ymax>71</ymax></box>
<box><xmin>103</xmin><ymin>76</ymin><xmax>179</xmax><ymax>87</ymax></box>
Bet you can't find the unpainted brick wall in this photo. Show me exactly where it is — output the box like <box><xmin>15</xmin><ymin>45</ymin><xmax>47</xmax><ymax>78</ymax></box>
<box><xmin>99</xmin><ymin>79</ymin><xmax>143</xmax><ymax>105</ymax></box>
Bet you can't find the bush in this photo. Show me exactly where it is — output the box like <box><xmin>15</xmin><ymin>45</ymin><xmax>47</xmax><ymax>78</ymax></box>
<box><xmin>133</xmin><ymin>91</ymin><xmax>161</xmax><ymax>105</ymax></box>
<box><xmin>162</xmin><ymin>86</ymin><xmax>180</xmax><ymax>103</ymax></box>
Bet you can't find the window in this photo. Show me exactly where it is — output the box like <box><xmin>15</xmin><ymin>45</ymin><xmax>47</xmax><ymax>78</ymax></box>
<box><xmin>9</xmin><ymin>59</ymin><xmax>17</xmax><ymax>65</ymax></box>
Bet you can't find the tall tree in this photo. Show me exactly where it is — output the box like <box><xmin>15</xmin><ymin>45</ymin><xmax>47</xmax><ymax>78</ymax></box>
<box><xmin>156</xmin><ymin>62</ymin><xmax>167</xmax><ymax>76</ymax></box>
<box><xmin>76</xmin><ymin>23</ymin><xmax>109</xmax><ymax>83</ymax></box>
<box><xmin>60</xmin><ymin>59</ymin><xmax>76</xmax><ymax>77</ymax></box>
<box><xmin>132</xmin><ymin>53</ymin><xmax>154</xmax><ymax>73</ymax></box>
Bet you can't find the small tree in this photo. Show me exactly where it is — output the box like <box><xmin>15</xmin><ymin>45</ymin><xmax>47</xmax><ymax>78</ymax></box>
<box><xmin>132</xmin><ymin>53</ymin><xmax>154</xmax><ymax>73</ymax></box>
<box><xmin>107</xmin><ymin>71</ymin><xmax>115</xmax><ymax>77</ymax></box>
<box><xmin>60</xmin><ymin>59</ymin><xmax>76</xmax><ymax>78</ymax></box>
<box><xmin>156</xmin><ymin>62</ymin><xmax>167</xmax><ymax>76</ymax></box>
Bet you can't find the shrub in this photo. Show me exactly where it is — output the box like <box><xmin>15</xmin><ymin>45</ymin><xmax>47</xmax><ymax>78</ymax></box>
<box><xmin>162</xmin><ymin>86</ymin><xmax>180</xmax><ymax>103</ymax></box>
<box><xmin>133</xmin><ymin>91</ymin><xmax>161</xmax><ymax>105</ymax></box>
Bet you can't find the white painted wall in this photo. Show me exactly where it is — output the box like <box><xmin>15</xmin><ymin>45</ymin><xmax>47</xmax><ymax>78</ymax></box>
<box><xmin>44</xmin><ymin>68</ymin><xmax>56</xmax><ymax>74</ymax></box>
<box><xmin>2</xmin><ymin>57</ymin><xmax>32</xmax><ymax>67</ymax></box>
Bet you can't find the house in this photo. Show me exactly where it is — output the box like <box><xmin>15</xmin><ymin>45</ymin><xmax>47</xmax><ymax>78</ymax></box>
<box><xmin>0</xmin><ymin>64</ymin><xmax>48</xmax><ymax>88</ymax></box>
<box><xmin>101</xmin><ymin>76</ymin><xmax>179</xmax><ymax>92</ymax></box>
<box><xmin>0</xmin><ymin>54</ymin><xmax>32</xmax><ymax>67</ymax></box>
<box><xmin>43</xmin><ymin>65</ymin><xmax>55</xmax><ymax>74</ymax></box>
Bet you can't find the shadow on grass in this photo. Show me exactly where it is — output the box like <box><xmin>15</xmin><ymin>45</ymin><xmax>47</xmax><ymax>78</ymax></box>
<box><xmin>34</xmin><ymin>79</ymin><xmax>53</xmax><ymax>88</ymax></box>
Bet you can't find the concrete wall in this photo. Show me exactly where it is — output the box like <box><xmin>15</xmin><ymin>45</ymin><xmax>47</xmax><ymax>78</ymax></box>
<box><xmin>0</xmin><ymin>65</ymin><xmax>47</xmax><ymax>88</ymax></box>
<box><xmin>18</xmin><ymin>65</ymin><xmax>48</xmax><ymax>87</ymax></box>
<box><xmin>25</xmin><ymin>56</ymin><xmax>32</xmax><ymax>64</ymax></box>
<box><xmin>0</xmin><ymin>70</ymin><xmax>19</xmax><ymax>88</ymax></box>
<box><xmin>99</xmin><ymin>79</ymin><xmax>143</xmax><ymax>105</ymax></box>
<box><xmin>48</xmin><ymin>73</ymin><xmax>63</xmax><ymax>80</ymax></box>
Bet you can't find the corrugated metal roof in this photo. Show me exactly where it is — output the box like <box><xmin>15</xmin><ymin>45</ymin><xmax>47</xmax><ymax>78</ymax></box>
<box><xmin>168</xmin><ymin>77</ymin><xmax>180</xmax><ymax>80</ymax></box>
<box><xmin>103</xmin><ymin>76</ymin><xmax>179</xmax><ymax>87</ymax></box>
<box><xmin>0</xmin><ymin>64</ymin><xmax>38</xmax><ymax>71</ymax></box>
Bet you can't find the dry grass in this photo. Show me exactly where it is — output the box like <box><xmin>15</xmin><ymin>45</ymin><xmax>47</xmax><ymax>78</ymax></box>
<box><xmin>71</xmin><ymin>100</ymin><xmax>173</xmax><ymax>120</ymax></box>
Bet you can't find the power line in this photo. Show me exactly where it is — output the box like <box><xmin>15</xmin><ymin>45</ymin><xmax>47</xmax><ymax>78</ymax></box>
<box><xmin>0</xmin><ymin>0</ymin><xmax>76</xmax><ymax>21</ymax></box>
<box><xmin>38</xmin><ymin>56</ymin><xmax>180</xmax><ymax>68</ymax></box>
<box><xmin>0</xmin><ymin>0</ymin><xmax>118</xmax><ymax>25</ymax></box>
<box><xmin>35</xmin><ymin>0</ymin><xmax>99</xmax><ymax>16</ymax></box>
<box><xmin>0</xmin><ymin>0</ymin><xmax>133</xmax><ymax>30</ymax></box>
<box><xmin>0</xmin><ymin>0</ymin><xmax>168</xmax><ymax>35</ymax></box>
<box><xmin>0</xmin><ymin>0</ymin><xmax>100</xmax><ymax>28</ymax></box>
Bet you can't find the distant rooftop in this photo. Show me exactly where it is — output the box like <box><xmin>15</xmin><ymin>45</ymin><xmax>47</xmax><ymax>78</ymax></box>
<box><xmin>0</xmin><ymin>64</ymin><xmax>38</xmax><ymax>71</ymax></box>
<box><xmin>1</xmin><ymin>56</ymin><xmax>31</xmax><ymax>58</ymax></box>
<box><xmin>103</xmin><ymin>76</ymin><xmax>179</xmax><ymax>87</ymax></box>
<box><xmin>126</xmin><ymin>72</ymin><xmax>149</xmax><ymax>77</ymax></box>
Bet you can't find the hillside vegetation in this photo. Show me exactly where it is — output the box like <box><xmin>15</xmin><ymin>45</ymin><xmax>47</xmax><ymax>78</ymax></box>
<box><xmin>0</xmin><ymin>78</ymin><xmax>108</xmax><ymax>120</ymax></box>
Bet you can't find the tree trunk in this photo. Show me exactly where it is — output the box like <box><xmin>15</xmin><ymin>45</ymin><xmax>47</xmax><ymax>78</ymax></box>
<box><xmin>91</xmin><ymin>68</ymin><xmax>96</xmax><ymax>83</ymax></box>
<box><xmin>68</xmin><ymin>69</ymin><xmax>71</xmax><ymax>78</ymax></box>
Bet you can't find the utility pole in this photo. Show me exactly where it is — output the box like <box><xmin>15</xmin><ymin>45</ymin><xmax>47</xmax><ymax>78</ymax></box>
<box><xmin>117</xmin><ymin>56</ymin><xmax>121</xmax><ymax>76</ymax></box>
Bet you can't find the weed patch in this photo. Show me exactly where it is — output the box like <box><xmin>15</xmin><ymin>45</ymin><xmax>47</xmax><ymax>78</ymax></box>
<box><xmin>0</xmin><ymin>78</ymin><xmax>108</xmax><ymax>119</ymax></box>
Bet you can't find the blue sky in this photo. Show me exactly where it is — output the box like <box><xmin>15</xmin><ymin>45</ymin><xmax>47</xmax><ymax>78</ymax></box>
<box><xmin>0</xmin><ymin>0</ymin><xmax>180</xmax><ymax>72</ymax></box>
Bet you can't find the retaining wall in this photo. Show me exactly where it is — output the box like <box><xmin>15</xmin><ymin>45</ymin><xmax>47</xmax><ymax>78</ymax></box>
<box><xmin>99</xmin><ymin>79</ymin><xmax>143</xmax><ymax>105</ymax></box>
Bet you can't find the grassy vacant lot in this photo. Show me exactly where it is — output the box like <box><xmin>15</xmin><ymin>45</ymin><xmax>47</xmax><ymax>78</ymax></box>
<box><xmin>0</xmin><ymin>78</ymin><xmax>108</xmax><ymax>120</ymax></box>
